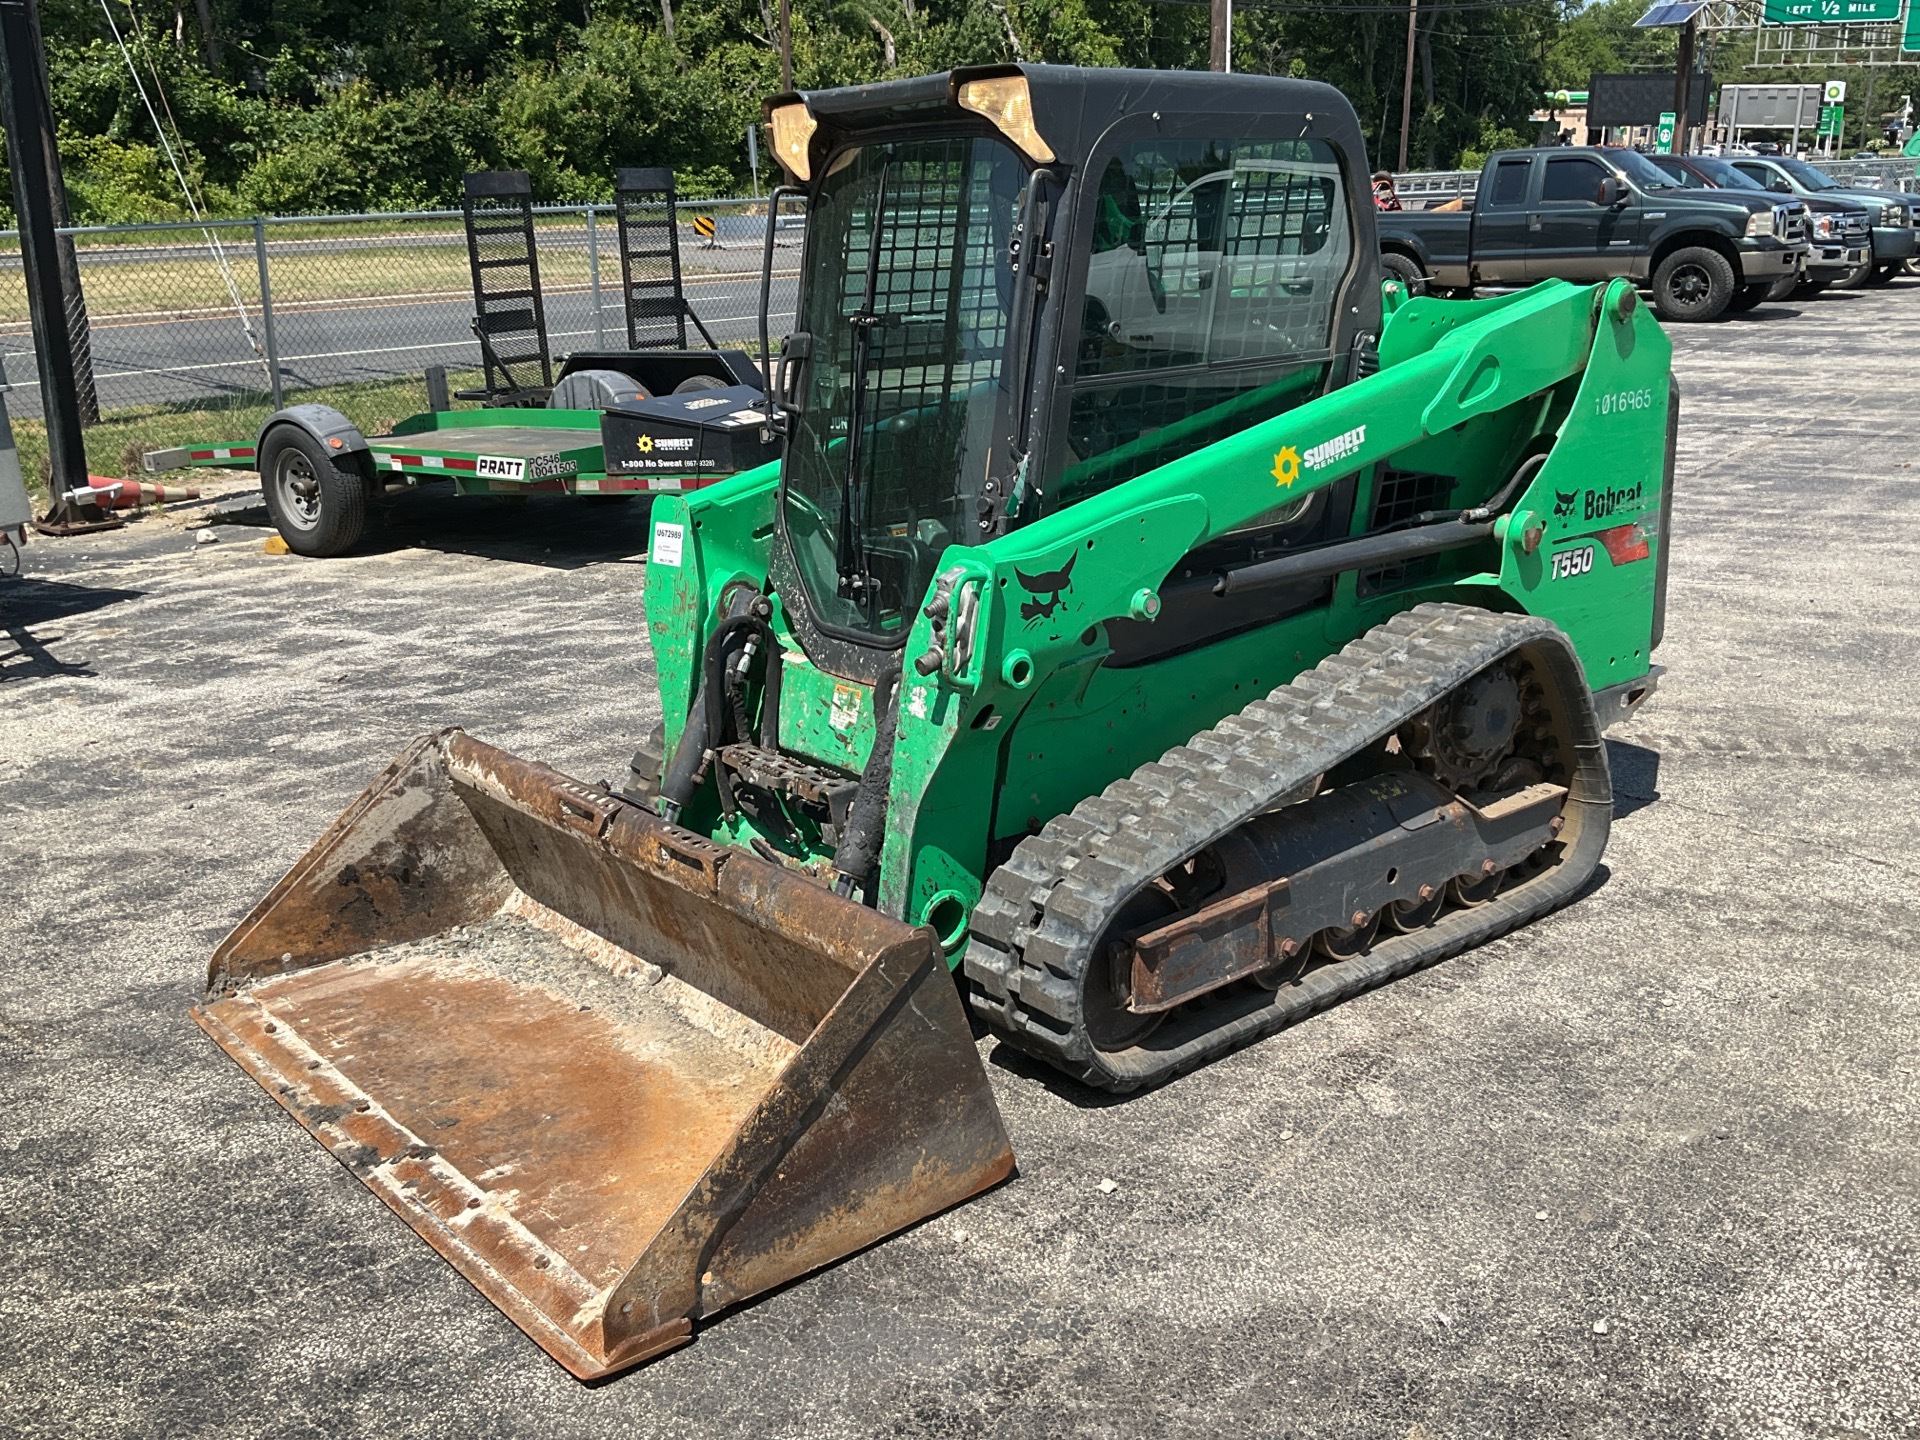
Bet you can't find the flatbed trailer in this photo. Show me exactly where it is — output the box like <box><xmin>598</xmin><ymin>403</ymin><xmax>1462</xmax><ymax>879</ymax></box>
<box><xmin>145</xmin><ymin>348</ymin><xmax>778</xmax><ymax>554</ymax></box>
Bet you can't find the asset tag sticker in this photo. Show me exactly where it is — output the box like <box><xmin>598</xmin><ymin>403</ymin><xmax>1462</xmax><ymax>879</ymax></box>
<box><xmin>651</xmin><ymin>521</ymin><xmax>685</xmax><ymax>566</ymax></box>
<box><xmin>829</xmin><ymin>683</ymin><xmax>862</xmax><ymax>733</ymax></box>
<box><xmin>475</xmin><ymin>455</ymin><xmax>526</xmax><ymax>481</ymax></box>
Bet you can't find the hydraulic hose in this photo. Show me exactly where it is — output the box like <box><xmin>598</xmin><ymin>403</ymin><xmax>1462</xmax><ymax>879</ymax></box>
<box><xmin>832</xmin><ymin>665</ymin><xmax>903</xmax><ymax>900</ymax></box>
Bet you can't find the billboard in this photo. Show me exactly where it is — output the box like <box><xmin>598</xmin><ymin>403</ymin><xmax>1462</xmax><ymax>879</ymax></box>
<box><xmin>1586</xmin><ymin>72</ymin><xmax>1710</xmax><ymax>129</ymax></box>
<box><xmin>1717</xmin><ymin>84</ymin><xmax>1822</xmax><ymax>130</ymax></box>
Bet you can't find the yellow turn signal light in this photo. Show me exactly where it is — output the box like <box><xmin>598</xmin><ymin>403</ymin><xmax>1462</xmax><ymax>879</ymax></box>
<box><xmin>769</xmin><ymin>102</ymin><xmax>819</xmax><ymax>181</ymax></box>
<box><xmin>956</xmin><ymin>75</ymin><xmax>1054</xmax><ymax>164</ymax></box>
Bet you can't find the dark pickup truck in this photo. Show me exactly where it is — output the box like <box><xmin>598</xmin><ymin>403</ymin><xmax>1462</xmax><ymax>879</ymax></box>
<box><xmin>1379</xmin><ymin>146</ymin><xmax>1810</xmax><ymax>323</ymax></box>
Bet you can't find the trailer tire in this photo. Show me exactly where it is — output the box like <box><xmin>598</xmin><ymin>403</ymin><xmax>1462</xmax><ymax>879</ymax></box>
<box><xmin>1652</xmin><ymin>246</ymin><xmax>1736</xmax><ymax>323</ymax></box>
<box><xmin>1380</xmin><ymin>251</ymin><xmax>1428</xmax><ymax>297</ymax></box>
<box><xmin>260</xmin><ymin>425</ymin><xmax>370</xmax><ymax>557</ymax></box>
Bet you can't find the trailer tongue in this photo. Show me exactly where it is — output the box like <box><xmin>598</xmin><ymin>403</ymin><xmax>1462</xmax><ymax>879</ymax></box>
<box><xmin>194</xmin><ymin>731</ymin><xmax>1012</xmax><ymax>1378</ymax></box>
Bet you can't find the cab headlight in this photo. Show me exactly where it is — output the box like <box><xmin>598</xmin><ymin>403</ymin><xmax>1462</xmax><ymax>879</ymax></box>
<box><xmin>1881</xmin><ymin>202</ymin><xmax>1904</xmax><ymax>225</ymax></box>
<box><xmin>1812</xmin><ymin>213</ymin><xmax>1836</xmax><ymax>238</ymax></box>
<box><xmin>1745</xmin><ymin>209</ymin><xmax>1778</xmax><ymax>237</ymax></box>
<box><xmin>956</xmin><ymin>75</ymin><xmax>1055</xmax><ymax>164</ymax></box>
<box><xmin>768</xmin><ymin>102</ymin><xmax>818</xmax><ymax>182</ymax></box>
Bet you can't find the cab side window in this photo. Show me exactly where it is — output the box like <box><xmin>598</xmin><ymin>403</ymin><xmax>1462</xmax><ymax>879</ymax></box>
<box><xmin>1540</xmin><ymin>156</ymin><xmax>1610</xmax><ymax>206</ymax></box>
<box><xmin>1485</xmin><ymin>157</ymin><xmax>1531</xmax><ymax>209</ymax></box>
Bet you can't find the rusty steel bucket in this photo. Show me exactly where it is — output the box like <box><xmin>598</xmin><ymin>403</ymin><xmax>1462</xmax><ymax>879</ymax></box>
<box><xmin>193</xmin><ymin>730</ymin><xmax>1014</xmax><ymax>1379</ymax></box>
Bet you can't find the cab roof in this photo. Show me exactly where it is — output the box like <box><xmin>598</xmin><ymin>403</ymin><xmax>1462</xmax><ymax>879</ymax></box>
<box><xmin>777</xmin><ymin>64</ymin><xmax>1357</xmax><ymax>171</ymax></box>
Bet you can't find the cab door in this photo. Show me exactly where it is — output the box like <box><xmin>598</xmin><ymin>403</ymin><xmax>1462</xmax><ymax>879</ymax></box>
<box><xmin>1470</xmin><ymin>154</ymin><xmax>1534</xmax><ymax>284</ymax></box>
<box><xmin>1527</xmin><ymin>153</ymin><xmax>1638</xmax><ymax>280</ymax></box>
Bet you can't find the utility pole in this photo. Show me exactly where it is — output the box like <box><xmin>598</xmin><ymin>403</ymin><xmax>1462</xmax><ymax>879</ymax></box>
<box><xmin>0</xmin><ymin>0</ymin><xmax>107</xmax><ymax>531</ymax></box>
<box><xmin>779</xmin><ymin>0</ymin><xmax>793</xmax><ymax>91</ymax></box>
<box><xmin>1398</xmin><ymin>0</ymin><xmax>1419</xmax><ymax>172</ymax></box>
<box><xmin>18</xmin><ymin>0</ymin><xmax>95</xmax><ymax>424</ymax></box>
<box><xmin>1210</xmin><ymin>0</ymin><xmax>1232</xmax><ymax>72</ymax></box>
<box><xmin>1672</xmin><ymin>14</ymin><xmax>1697</xmax><ymax>155</ymax></box>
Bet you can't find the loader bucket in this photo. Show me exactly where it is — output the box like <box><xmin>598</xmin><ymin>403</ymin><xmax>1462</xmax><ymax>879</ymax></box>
<box><xmin>193</xmin><ymin>730</ymin><xmax>1014</xmax><ymax>1379</ymax></box>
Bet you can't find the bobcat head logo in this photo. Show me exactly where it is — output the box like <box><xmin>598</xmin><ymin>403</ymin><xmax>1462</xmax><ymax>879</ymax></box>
<box><xmin>1015</xmin><ymin>552</ymin><xmax>1077</xmax><ymax>626</ymax></box>
<box><xmin>1552</xmin><ymin>489</ymin><xmax>1578</xmax><ymax>519</ymax></box>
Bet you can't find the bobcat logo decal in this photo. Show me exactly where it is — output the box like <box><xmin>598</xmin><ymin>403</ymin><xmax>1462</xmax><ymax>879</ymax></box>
<box><xmin>1552</xmin><ymin>489</ymin><xmax>1578</xmax><ymax>519</ymax></box>
<box><xmin>1015</xmin><ymin>552</ymin><xmax>1077</xmax><ymax>626</ymax></box>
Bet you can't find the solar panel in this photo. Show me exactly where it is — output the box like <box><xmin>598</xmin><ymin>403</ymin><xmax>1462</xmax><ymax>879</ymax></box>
<box><xmin>1635</xmin><ymin>0</ymin><xmax>1707</xmax><ymax>26</ymax></box>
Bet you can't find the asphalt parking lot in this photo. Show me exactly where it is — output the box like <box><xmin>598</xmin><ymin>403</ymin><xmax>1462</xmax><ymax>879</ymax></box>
<box><xmin>4</xmin><ymin>280</ymin><xmax>1917</xmax><ymax>1439</ymax></box>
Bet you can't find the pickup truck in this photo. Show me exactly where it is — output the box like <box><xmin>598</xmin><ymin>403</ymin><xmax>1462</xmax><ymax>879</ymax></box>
<box><xmin>1713</xmin><ymin>154</ymin><xmax>1918</xmax><ymax>287</ymax></box>
<box><xmin>1644</xmin><ymin>152</ymin><xmax>1870</xmax><ymax>298</ymax></box>
<box><xmin>1378</xmin><ymin>146</ymin><xmax>1810</xmax><ymax>323</ymax></box>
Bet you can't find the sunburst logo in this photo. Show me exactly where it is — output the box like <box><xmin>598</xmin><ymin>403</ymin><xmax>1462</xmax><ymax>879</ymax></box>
<box><xmin>1272</xmin><ymin>446</ymin><xmax>1300</xmax><ymax>488</ymax></box>
<box><xmin>636</xmin><ymin>434</ymin><xmax>655</xmax><ymax>453</ymax></box>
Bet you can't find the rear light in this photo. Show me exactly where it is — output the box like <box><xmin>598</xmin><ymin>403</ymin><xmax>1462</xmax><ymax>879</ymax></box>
<box><xmin>1595</xmin><ymin>522</ymin><xmax>1652</xmax><ymax>566</ymax></box>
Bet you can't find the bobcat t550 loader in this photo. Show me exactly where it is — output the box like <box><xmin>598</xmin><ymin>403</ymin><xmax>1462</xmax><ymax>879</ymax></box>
<box><xmin>195</xmin><ymin>65</ymin><xmax>1673</xmax><ymax>1378</ymax></box>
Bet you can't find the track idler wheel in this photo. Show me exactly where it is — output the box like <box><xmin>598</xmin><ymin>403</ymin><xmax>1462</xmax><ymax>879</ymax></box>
<box><xmin>1316</xmin><ymin>909</ymin><xmax>1381</xmax><ymax>960</ymax></box>
<box><xmin>1386</xmin><ymin>886</ymin><xmax>1446</xmax><ymax>933</ymax></box>
<box><xmin>1450</xmin><ymin>865</ymin><xmax>1504</xmax><ymax>907</ymax></box>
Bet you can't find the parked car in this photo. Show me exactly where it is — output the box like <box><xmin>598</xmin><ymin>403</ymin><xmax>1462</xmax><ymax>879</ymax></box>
<box><xmin>1721</xmin><ymin>155</ymin><xmax>1919</xmax><ymax>286</ymax></box>
<box><xmin>1376</xmin><ymin>146</ymin><xmax>1809</xmax><ymax>322</ymax></box>
<box><xmin>1641</xmin><ymin>152</ymin><xmax>1870</xmax><ymax>297</ymax></box>
<box><xmin>1750</xmin><ymin>142</ymin><xmax>1782</xmax><ymax>156</ymax></box>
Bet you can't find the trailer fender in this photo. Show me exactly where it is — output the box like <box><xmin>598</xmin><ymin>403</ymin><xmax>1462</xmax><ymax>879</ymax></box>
<box><xmin>257</xmin><ymin>405</ymin><xmax>370</xmax><ymax>471</ymax></box>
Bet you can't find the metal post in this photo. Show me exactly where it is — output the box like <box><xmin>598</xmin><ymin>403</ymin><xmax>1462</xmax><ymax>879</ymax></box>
<box><xmin>779</xmin><ymin>0</ymin><xmax>792</xmax><ymax>91</ymax></box>
<box><xmin>0</xmin><ymin>0</ymin><xmax>90</xmax><ymax>520</ymax></box>
<box><xmin>253</xmin><ymin>218</ymin><xmax>283</xmax><ymax>409</ymax></box>
<box><xmin>1210</xmin><ymin>0</ymin><xmax>1230</xmax><ymax>71</ymax></box>
<box><xmin>425</xmin><ymin>365</ymin><xmax>450</xmax><ymax>413</ymax></box>
<box><xmin>587</xmin><ymin>205</ymin><xmax>605</xmax><ymax>348</ymax></box>
<box><xmin>1398</xmin><ymin>0</ymin><xmax>1420</xmax><ymax>172</ymax></box>
<box><xmin>1673</xmin><ymin>16</ymin><xmax>1696</xmax><ymax>156</ymax></box>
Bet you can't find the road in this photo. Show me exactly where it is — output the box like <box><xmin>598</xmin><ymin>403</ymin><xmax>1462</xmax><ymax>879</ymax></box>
<box><xmin>0</xmin><ymin>264</ymin><xmax>797</xmax><ymax>420</ymax></box>
<box><xmin>2</xmin><ymin>281</ymin><xmax>1917</xmax><ymax>1438</ymax></box>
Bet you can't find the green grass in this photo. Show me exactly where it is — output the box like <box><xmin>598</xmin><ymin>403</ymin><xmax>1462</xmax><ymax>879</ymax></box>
<box><xmin>16</xmin><ymin>366</ymin><xmax>486</xmax><ymax>502</ymax></box>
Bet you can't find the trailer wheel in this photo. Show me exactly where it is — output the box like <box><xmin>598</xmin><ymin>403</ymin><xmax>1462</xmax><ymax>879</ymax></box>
<box><xmin>1652</xmin><ymin>246</ymin><xmax>1735</xmax><ymax>322</ymax></box>
<box><xmin>1380</xmin><ymin>252</ymin><xmax>1428</xmax><ymax>297</ymax></box>
<box><xmin>261</xmin><ymin>426</ymin><xmax>369</xmax><ymax>557</ymax></box>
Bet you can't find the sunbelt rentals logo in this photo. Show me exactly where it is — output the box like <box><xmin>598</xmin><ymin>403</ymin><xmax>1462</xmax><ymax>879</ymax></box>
<box><xmin>1303</xmin><ymin>424</ymin><xmax>1366</xmax><ymax>473</ymax></box>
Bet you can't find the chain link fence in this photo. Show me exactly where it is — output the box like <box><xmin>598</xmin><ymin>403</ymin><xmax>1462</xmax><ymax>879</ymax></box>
<box><xmin>0</xmin><ymin>196</ymin><xmax>803</xmax><ymax>497</ymax></box>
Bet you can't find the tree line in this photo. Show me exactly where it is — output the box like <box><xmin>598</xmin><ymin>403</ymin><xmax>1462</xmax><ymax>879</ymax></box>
<box><xmin>10</xmin><ymin>0</ymin><xmax>1891</xmax><ymax>223</ymax></box>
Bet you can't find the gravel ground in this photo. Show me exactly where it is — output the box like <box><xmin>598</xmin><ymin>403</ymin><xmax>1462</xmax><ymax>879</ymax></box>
<box><xmin>3</xmin><ymin>281</ymin><xmax>1916</xmax><ymax>1440</ymax></box>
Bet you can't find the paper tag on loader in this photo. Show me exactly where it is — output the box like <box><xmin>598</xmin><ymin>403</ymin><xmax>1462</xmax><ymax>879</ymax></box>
<box><xmin>651</xmin><ymin>521</ymin><xmax>684</xmax><ymax>566</ymax></box>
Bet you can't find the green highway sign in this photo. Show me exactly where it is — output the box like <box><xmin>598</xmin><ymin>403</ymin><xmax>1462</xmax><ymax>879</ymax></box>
<box><xmin>1906</xmin><ymin>0</ymin><xmax>1920</xmax><ymax>50</ymax></box>
<box><xmin>1818</xmin><ymin>103</ymin><xmax>1843</xmax><ymax>137</ymax></box>
<box><xmin>1763</xmin><ymin>0</ymin><xmax>1900</xmax><ymax>21</ymax></box>
<box><xmin>1655</xmin><ymin>112</ymin><xmax>1677</xmax><ymax>154</ymax></box>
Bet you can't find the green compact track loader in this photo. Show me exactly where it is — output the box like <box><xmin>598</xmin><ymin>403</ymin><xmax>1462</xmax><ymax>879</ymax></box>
<box><xmin>196</xmin><ymin>65</ymin><xmax>1674</xmax><ymax>1378</ymax></box>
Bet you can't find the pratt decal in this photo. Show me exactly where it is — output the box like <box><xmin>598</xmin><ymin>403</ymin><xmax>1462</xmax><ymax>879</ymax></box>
<box><xmin>1014</xmin><ymin>552</ymin><xmax>1076</xmax><ymax>626</ymax></box>
<box><xmin>476</xmin><ymin>455</ymin><xmax>526</xmax><ymax>481</ymax></box>
<box><xmin>1302</xmin><ymin>424</ymin><xmax>1366</xmax><ymax>473</ymax></box>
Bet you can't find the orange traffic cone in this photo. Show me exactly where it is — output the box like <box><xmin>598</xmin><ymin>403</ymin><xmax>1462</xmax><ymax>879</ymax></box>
<box><xmin>81</xmin><ymin>476</ymin><xmax>202</xmax><ymax>510</ymax></box>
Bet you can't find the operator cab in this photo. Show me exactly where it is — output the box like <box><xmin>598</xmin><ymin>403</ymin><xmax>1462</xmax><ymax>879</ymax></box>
<box><xmin>762</xmin><ymin>65</ymin><xmax>1380</xmax><ymax>679</ymax></box>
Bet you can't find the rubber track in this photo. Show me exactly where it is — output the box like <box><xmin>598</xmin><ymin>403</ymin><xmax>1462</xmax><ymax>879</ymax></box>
<box><xmin>964</xmin><ymin>602</ymin><xmax>1612</xmax><ymax>1092</ymax></box>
